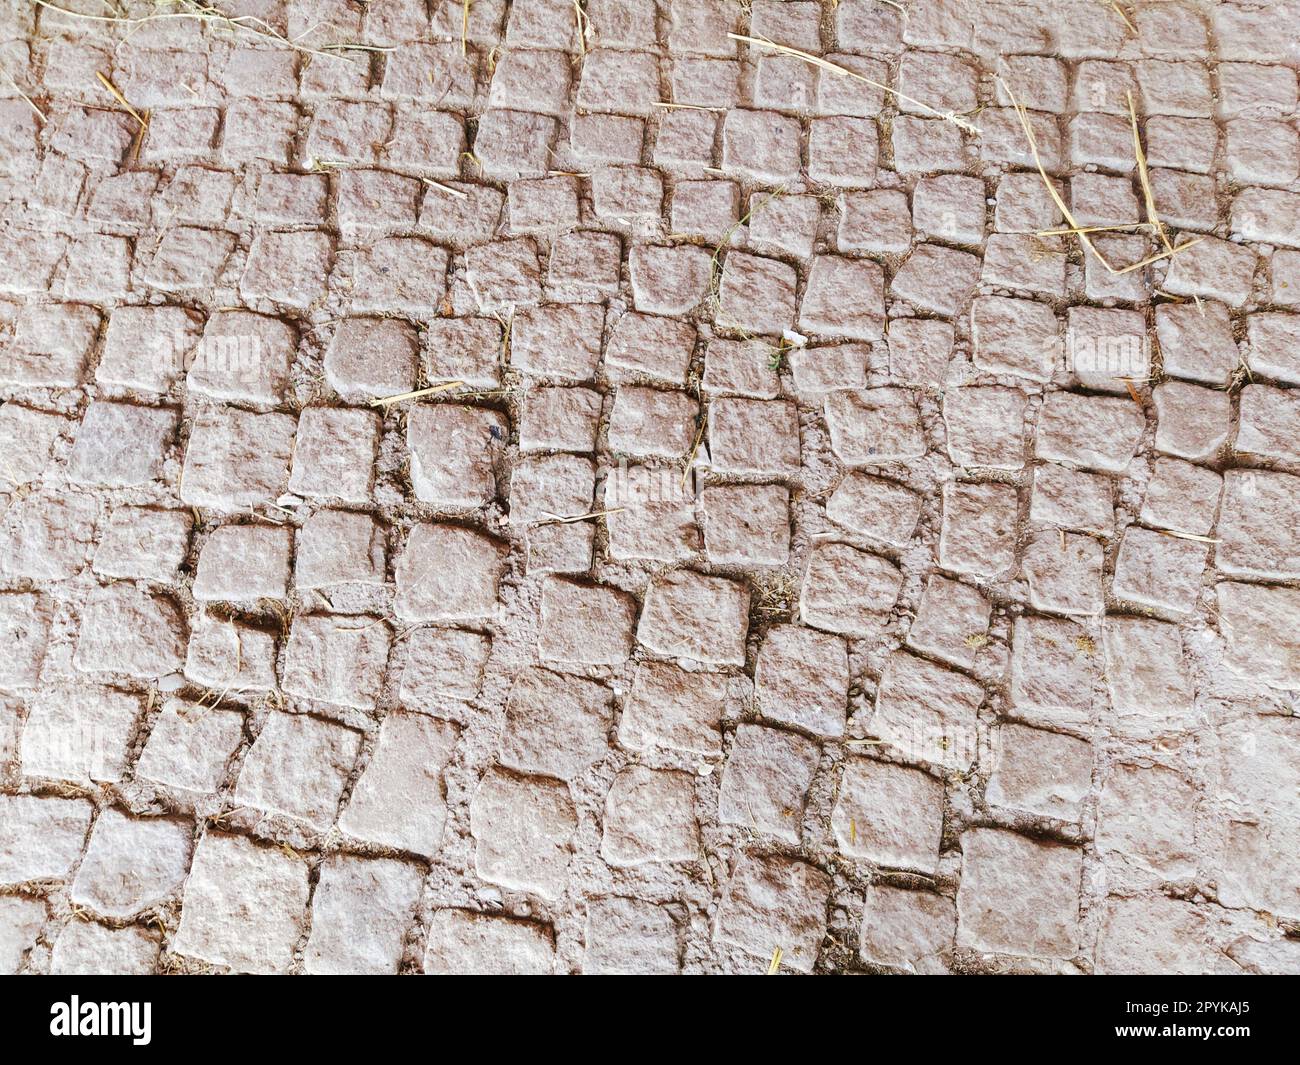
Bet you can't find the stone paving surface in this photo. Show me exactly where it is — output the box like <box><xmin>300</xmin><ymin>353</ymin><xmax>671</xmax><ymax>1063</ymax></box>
<box><xmin>0</xmin><ymin>0</ymin><xmax>1298</xmax><ymax>974</ymax></box>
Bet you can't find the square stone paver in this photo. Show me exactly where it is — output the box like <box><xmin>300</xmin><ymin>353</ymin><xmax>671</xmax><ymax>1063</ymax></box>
<box><xmin>173</xmin><ymin>833</ymin><xmax>309</xmax><ymax>974</ymax></box>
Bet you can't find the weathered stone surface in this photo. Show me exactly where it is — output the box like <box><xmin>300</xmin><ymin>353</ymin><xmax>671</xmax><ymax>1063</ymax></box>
<box><xmin>499</xmin><ymin>668</ymin><xmax>612</xmax><ymax>781</ymax></box>
<box><xmin>74</xmin><ymin>586</ymin><xmax>187</xmax><ymax>679</ymax></box>
<box><xmin>0</xmin><ymin>5</ymin><xmax>1281</xmax><ymax>974</ymax></box>
<box><xmin>408</xmin><ymin>405</ymin><xmax>507</xmax><ymax>508</ymax></box>
<box><xmin>987</xmin><ymin>724</ymin><xmax>1092</xmax><ymax>821</ymax></box>
<box><xmin>340</xmin><ymin>714</ymin><xmax>458</xmax><ymax>856</ymax></box>
<box><xmin>1216</xmin><ymin>582</ymin><xmax>1300</xmax><ymax>690</ymax></box>
<box><xmin>715</xmin><ymin>854</ymin><xmax>830</xmax><ymax>973</ymax></box>
<box><xmin>601</xmin><ymin>765</ymin><xmax>699</xmax><ymax>866</ymax></box>
<box><xmin>136</xmin><ymin>699</ymin><xmax>245</xmax><ymax>795</ymax></box>
<box><xmin>871</xmin><ymin>651</ymin><xmax>983</xmax><ymax>771</ymax></box>
<box><xmin>424</xmin><ymin>909</ymin><xmax>555</xmax><ymax>975</ymax></box>
<box><xmin>235</xmin><ymin>712</ymin><xmax>361</xmax><ymax>830</ymax></box>
<box><xmin>283</xmin><ymin>614</ymin><xmax>392</xmax><ymax>711</ymax></box>
<box><xmin>469</xmin><ymin>769</ymin><xmax>577</xmax><ymax>900</ymax></box>
<box><xmin>1097</xmin><ymin>762</ymin><xmax>1198</xmax><ymax>884</ymax></box>
<box><xmin>1096</xmin><ymin>895</ymin><xmax>1223</xmax><ymax>975</ymax></box>
<box><xmin>92</xmin><ymin>507</ymin><xmax>192</xmax><ymax>583</ymax></box>
<box><xmin>860</xmin><ymin>886</ymin><xmax>955</xmax><ymax>974</ymax></box>
<box><xmin>49</xmin><ymin>922</ymin><xmax>160</xmax><ymax>976</ymax></box>
<box><xmin>0</xmin><ymin>592</ymin><xmax>52</xmax><ymax>690</ymax></box>
<box><xmin>304</xmin><ymin>855</ymin><xmax>423</xmax><ymax>975</ymax></box>
<box><xmin>0</xmin><ymin>493</ymin><xmax>98</xmax><ymax>580</ymax></box>
<box><xmin>823</xmin><ymin>389</ymin><xmax>925</xmax><ymax>465</ymax></box>
<box><xmin>68</xmin><ymin>401</ymin><xmax>177</xmax><ymax>487</ymax></box>
<box><xmin>193</xmin><ymin>524</ymin><xmax>291</xmax><ymax>603</ymax></box>
<box><xmin>907</xmin><ymin>575</ymin><xmax>991</xmax><ymax>670</ymax></box>
<box><xmin>719</xmin><ymin>724</ymin><xmax>820</xmax><ymax>844</ymax></box>
<box><xmin>0</xmin><ymin>795</ymin><xmax>92</xmax><ymax>884</ymax></box>
<box><xmin>1036</xmin><ymin>392</ymin><xmax>1145</xmax><ymax>473</ymax></box>
<box><xmin>618</xmin><ymin>663</ymin><xmax>727</xmax><ymax>756</ymax></box>
<box><xmin>956</xmin><ymin>829</ymin><xmax>1082</xmax><ymax>960</ymax></box>
<box><xmin>638</xmin><ymin>569</ymin><xmax>749</xmax><ymax>666</ymax></box>
<box><xmin>800</xmin><ymin>542</ymin><xmax>903</xmax><ymax>636</ymax></box>
<box><xmin>584</xmin><ymin>896</ymin><xmax>682</xmax><ymax>975</ymax></box>
<box><xmin>399</xmin><ymin>627</ymin><xmax>491</xmax><ymax>709</ymax></box>
<box><xmin>21</xmin><ymin>686</ymin><xmax>143</xmax><ymax>786</ymax></box>
<box><xmin>1217</xmin><ymin>470</ymin><xmax>1300</xmax><ymax>581</ymax></box>
<box><xmin>393</xmin><ymin>524</ymin><xmax>507</xmax><ymax>623</ymax></box>
<box><xmin>173</xmin><ymin>833</ymin><xmax>309</xmax><ymax>974</ymax></box>
<box><xmin>755</xmin><ymin>625</ymin><xmax>849</xmax><ymax>738</ymax></box>
<box><xmin>180</xmin><ymin>409</ymin><xmax>296</xmax><ymax>509</ymax></box>
<box><xmin>832</xmin><ymin>758</ymin><xmax>944</xmax><ymax>873</ymax></box>
<box><xmin>538</xmin><ymin>578</ymin><xmax>637</xmax><ymax>667</ymax></box>
<box><xmin>939</xmin><ymin>481</ymin><xmax>1019</xmax><ymax>579</ymax></box>
<box><xmin>1009</xmin><ymin>615</ymin><xmax>1100</xmax><ymax>735</ymax></box>
<box><xmin>70</xmin><ymin>810</ymin><xmax>193</xmax><ymax>918</ymax></box>
<box><xmin>288</xmin><ymin>407</ymin><xmax>381</xmax><ymax>504</ymax></box>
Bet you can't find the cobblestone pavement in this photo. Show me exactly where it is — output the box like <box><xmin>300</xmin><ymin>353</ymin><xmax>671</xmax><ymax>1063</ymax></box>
<box><xmin>0</xmin><ymin>0</ymin><xmax>1298</xmax><ymax>976</ymax></box>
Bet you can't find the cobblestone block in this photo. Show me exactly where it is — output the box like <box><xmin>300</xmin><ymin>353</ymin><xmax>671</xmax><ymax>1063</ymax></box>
<box><xmin>469</xmin><ymin>769</ymin><xmax>577</xmax><ymax>900</ymax></box>
<box><xmin>823</xmin><ymin>388</ymin><xmax>925</xmax><ymax>465</ymax></box>
<box><xmin>602</xmin><ymin>765</ymin><xmax>699</xmax><ymax>866</ymax></box>
<box><xmin>393</xmin><ymin>524</ymin><xmax>506</xmax><ymax>623</ymax></box>
<box><xmin>408</xmin><ymin>405</ymin><xmax>506</xmax><ymax>508</ymax></box>
<box><xmin>584</xmin><ymin>896</ymin><xmax>682</xmax><ymax>975</ymax></box>
<box><xmin>1009</xmin><ymin>615</ymin><xmax>1099</xmax><ymax>735</ymax></box>
<box><xmin>719</xmin><ymin>724</ymin><xmax>819</xmax><ymax>843</ymax></box>
<box><xmin>50</xmin><ymin>922</ymin><xmax>160</xmax><ymax>976</ymax></box>
<box><xmin>907</xmin><ymin>575</ymin><xmax>990</xmax><ymax>671</ymax></box>
<box><xmin>800</xmin><ymin>542</ymin><xmax>902</xmax><ymax>637</ymax></box>
<box><xmin>339</xmin><ymin>713</ymin><xmax>458</xmax><ymax>856</ymax></box>
<box><xmin>1153</xmin><ymin>381</ymin><xmax>1231</xmax><ymax>461</ymax></box>
<box><xmin>74</xmin><ymin>586</ymin><xmax>187</xmax><ymax>680</ymax></box>
<box><xmin>1030</xmin><ymin>463</ymin><xmax>1114</xmax><ymax>536</ymax></box>
<box><xmin>1036</xmin><ymin>392</ymin><xmax>1145</xmax><ymax>473</ymax></box>
<box><xmin>500</xmin><ymin>668</ymin><xmax>612</xmax><ymax>780</ymax></box>
<box><xmin>717</xmin><ymin>252</ymin><xmax>797</xmax><ymax>336</ymax></box>
<box><xmin>987</xmin><ymin>724</ymin><xmax>1092</xmax><ymax>821</ymax></box>
<box><xmin>423</xmin><ymin>909</ymin><xmax>554</xmax><ymax>975</ymax></box>
<box><xmin>709</xmin><ymin>397</ymin><xmax>801</xmax><ymax>475</ymax></box>
<box><xmin>943</xmin><ymin>387</ymin><xmax>1027</xmax><ymax>470</ymax></box>
<box><xmin>638</xmin><ymin>569</ymin><xmax>748</xmax><ymax>666</ymax></box>
<box><xmin>294</xmin><ymin>510</ymin><xmax>386</xmax><ymax>593</ymax></box>
<box><xmin>715</xmin><ymin>853</ymin><xmax>829</xmax><ymax>973</ymax></box>
<box><xmin>136</xmin><ymin>699</ymin><xmax>245</xmax><ymax>795</ymax></box>
<box><xmin>833</xmin><ymin>758</ymin><xmax>944</xmax><ymax>873</ymax></box>
<box><xmin>956</xmin><ymin>829</ymin><xmax>1082</xmax><ymax>960</ymax></box>
<box><xmin>70</xmin><ymin>810</ymin><xmax>192</xmax><ymax>918</ymax></box>
<box><xmin>173</xmin><ymin>833</ymin><xmax>309</xmax><ymax>974</ymax></box>
<box><xmin>800</xmin><ymin>255</ymin><xmax>886</xmax><ymax>340</ymax></box>
<box><xmin>184</xmin><ymin>613</ymin><xmax>278</xmax><ymax>693</ymax></box>
<box><xmin>0</xmin><ymin>795</ymin><xmax>92</xmax><ymax>885</ymax></box>
<box><xmin>510</xmin><ymin>305</ymin><xmax>605</xmax><ymax>382</ymax></box>
<box><xmin>860</xmin><ymin>886</ymin><xmax>955</xmax><ymax>974</ymax></box>
<box><xmin>618</xmin><ymin>662</ymin><xmax>727</xmax><ymax>756</ymax></box>
<box><xmin>181</xmin><ymin>408</ymin><xmax>296</xmax><ymax>509</ymax></box>
<box><xmin>235</xmin><ymin>712</ymin><xmax>361</xmax><ymax>829</ymax></box>
<box><xmin>303</xmin><ymin>855</ymin><xmax>423</xmax><ymax>975</ymax></box>
<box><xmin>608</xmin><ymin>386</ymin><xmax>698</xmax><ymax>458</ymax></box>
<box><xmin>193</xmin><ymin>524</ymin><xmax>291</xmax><ymax>603</ymax></box>
<box><xmin>21</xmin><ymin>686</ymin><xmax>143</xmax><ymax>785</ymax></box>
<box><xmin>939</xmin><ymin>481</ymin><xmax>1019</xmax><ymax>580</ymax></box>
<box><xmin>756</xmin><ymin>625</ymin><xmax>848</xmax><ymax>738</ymax></box>
<box><xmin>871</xmin><ymin>650</ymin><xmax>983</xmax><ymax>771</ymax></box>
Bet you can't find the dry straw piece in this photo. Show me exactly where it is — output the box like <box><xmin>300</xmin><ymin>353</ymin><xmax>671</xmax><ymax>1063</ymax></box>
<box><xmin>35</xmin><ymin>0</ymin><xmax>360</xmax><ymax>63</ymax></box>
<box><xmin>996</xmin><ymin>76</ymin><xmax>1203</xmax><ymax>275</ymax></box>
<box><xmin>369</xmin><ymin>380</ymin><xmax>465</xmax><ymax>408</ymax></box>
